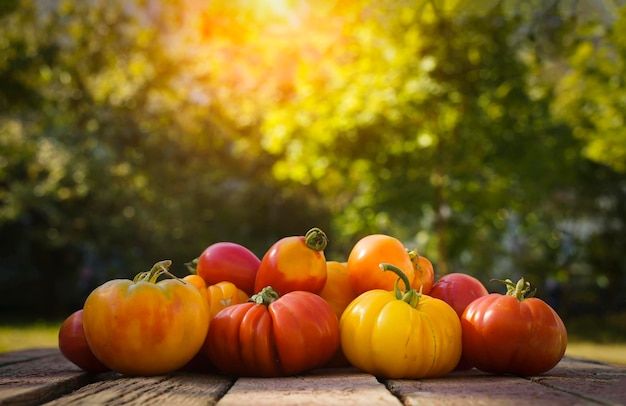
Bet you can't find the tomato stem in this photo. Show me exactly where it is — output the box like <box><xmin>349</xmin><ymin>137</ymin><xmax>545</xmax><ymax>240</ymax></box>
<box><xmin>491</xmin><ymin>277</ymin><xmax>536</xmax><ymax>301</ymax></box>
<box><xmin>184</xmin><ymin>258</ymin><xmax>199</xmax><ymax>275</ymax></box>
<box><xmin>132</xmin><ymin>260</ymin><xmax>184</xmax><ymax>284</ymax></box>
<box><xmin>380</xmin><ymin>263</ymin><xmax>420</xmax><ymax>308</ymax></box>
<box><xmin>249</xmin><ymin>286</ymin><xmax>280</xmax><ymax>307</ymax></box>
<box><xmin>305</xmin><ymin>227</ymin><xmax>328</xmax><ymax>251</ymax></box>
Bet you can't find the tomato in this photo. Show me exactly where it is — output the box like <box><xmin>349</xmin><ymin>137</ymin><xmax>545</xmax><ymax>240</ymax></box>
<box><xmin>206</xmin><ymin>281</ymin><xmax>249</xmax><ymax>319</ymax></box>
<box><xmin>340</xmin><ymin>264</ymin><xmax>462</xmax><ymax>378</ymax></box>
<box><xmin>253</xmin><ymin>227</ymin><xmax>328</xmax><ymax>295</ymax></box>
<box><xmin>189</xmin><ymin>242</ymin><xmax>260</xmax><ymax>296</ymax></box>
<box><xmin>205</xmin><ymin>286</ymin><xmax>340</xmax><ymax>377</ymax></box>
<box><xmin>347</xmin><ymin>234</ymin><xmax>415</xmax><ymax>295</ymax></box>
<box><xmin>430</xmin><ymin>273</ymin><xmax>489</xmax><ymax>318</ymax></box>
<box><xmin>430</xmin><ymin>272</ymin><xmax>489</xmax><ymax>370</ymax></box>
<box><xmin>83</xmin><ymin>260</ymin><xmax>210</xmax><ymax>376</ymax></box>
<box><xmin>58</xmin><ymin>310</ymin><xmax>110</xmax><ymax>373</ymax></box>
<box><xmin>317</xmin><ymin>261</ymin><xmax>357</xmax><ymax>320</ymax></box>
<box><xmin>461</xmin><ymin>277</ymin><xmax>568</xmax><ymax>376</ymax></box>
<box><xmin>410</xmin><ymin>253</ymin><xmax>435</xmax><ymax>295</ymax></box>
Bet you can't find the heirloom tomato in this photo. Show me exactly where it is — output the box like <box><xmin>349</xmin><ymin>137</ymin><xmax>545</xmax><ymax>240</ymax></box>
<box><xmin>318</xmin><ymin>261</ymin><xmax>357</xmax><ymax>320</ymax></box>
<box><xmin>410</xmin><ymin>252</ymin><xmax>435</xmax><ymax>294</ymax></box>
<box><xmin>83</xmin><ymin>260</ymin><xmax>209</xmax><ymax>376</ymax></box>
<box><xmin>340</xmin><ymin>264</ymin><xmax>462</xmax><ymax>379</ymax></box>
<box><xmin>253</xmin><ymin>227</ymin><xmax>328</xmax><ymax>295</ymax></box>
<box><xmin>188</xmin><ymin>242</ymin><xmax>260</xmax><ymax>296</ymax></box>
<box><xmin>461</xmin><ymin>278</ymin><xmax>567</xmax><ymax>376</ymax></box>
<box><xmin>205</xmin><ymin>286</ymin><xmax>340</xmax><ymax>377</ymax></box>
<box><xmin>183</xmin><ymin>275</ymin><xmax>248</xmax><ymax>319</ymax></box>
<box><xmin>58</xmin><ymin>310</ymin><xmax>110</xmax><ymax>373</ymax></box>
<box><xmin>347</xmin><ymin>234</ymin><xmax>415</xmax><ymax>295</ymax></box>
<box><xmin>430</xmin><ymin>272</ymin><xmax>489</xmax><ymax>370</ymax></box>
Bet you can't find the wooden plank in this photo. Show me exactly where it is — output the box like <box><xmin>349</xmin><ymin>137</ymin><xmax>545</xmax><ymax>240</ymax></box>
<box><xmin>0</xmin><ymin>348</ymin><xmax>57</xmax><ymax>367</ymax></box>
<box><xmin>0</xmin><ymin>349</ymin><xmax>106</xmax><ymax>406</ymax></box>
<box><xmin>217</xmin><ymin>367</ymin><xmax>402</xmax><ymax>405</ymax></box>
<box><xmin>384</xmin><ymin>367</ymin><xmax>601</xmax><ymax>406</ymax></box>
<box><xmin>44</xmin><ymin>373</ymin><xmax>235</xmax><ymax>405</ymax></box>
<box><xmin>530</xmin><ymin>357</ymin><xmax>626</xmax><ymax>405</ymax></box>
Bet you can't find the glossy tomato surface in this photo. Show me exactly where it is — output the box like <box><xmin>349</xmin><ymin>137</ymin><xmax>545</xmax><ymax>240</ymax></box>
<box><xmin>429</xmin><ymin>273</ymin><xmax>488</xmax><ymax>318</ymax></box>
<box><xmin>411</xmin><ymin>254</ymin><xmax>435</xmax><ymax>295</ymax></box>
<box><xmin>340</xmin><ymin>289</ymin><xmax>462</xmax><ymax>378</ymax></box>
<box><xmin>254</xmin><ymin>228</ymin><xmax>328</xmax><ymax>295</ymax></box>
<box><xmin>83</xmin><ymin>272</ymin><xmax>209</xmax><ymax>376</ymax></box>
<box><xmin>58</xmin><ymin>310</ymin><xmax>110</xmax><ymax>373</ymax></box>
<box><xmin>461</xmin><ymin>291</ymin><xmax>567</xmax><ymax>376</ymax></box>
<box><xmin>196</xmin><ymin>242</ymin><xmax>260</xmax><ymax>296</ymax></box>
<box><xmin>206</xmin><ymin>289</ymin><xmax>339</xmax><ymax>377</ymax></box>
<box><xmin>347</xmin><ymin>234</ymin><xmax>415</xmax><ymax>295</ymax></box>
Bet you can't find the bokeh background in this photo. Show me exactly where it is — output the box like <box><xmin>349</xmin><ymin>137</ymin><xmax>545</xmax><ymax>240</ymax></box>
<box><xmin>1</xmin><ymin>0</ymin><xmax>625</xmax><ymax>346</ymax></box>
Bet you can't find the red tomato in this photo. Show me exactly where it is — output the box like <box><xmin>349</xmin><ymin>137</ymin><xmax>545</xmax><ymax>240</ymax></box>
<box><xmin>410</xmin><ymin>253</ymin><xmax>435</xmax><ymax>295</ymax></box>
<box><xmin>253</xmin><ymin>228</ymin><xmax>328</xmax><ymax>295</ymax></box>
<box><xmin>461</xmin><ymin>277</ymin><xmax>568</xmax><ymax>376</ymax></box>
<box><xmin>192</xmin><ymin>242</ymin><xmax>260</xmax><ymax>296</ymax></box>
<box><xmin>430</xmin><ymin>272</ymin><xmax>489</xmax><ymax>370</ymax></box>
<box><xmin>205</xmin><ymin>287</ymin><xmax>340</xmax><ymax>377</ymax></box>
<box><xmin>347</xmin><ymin>234</ymin><xmax>415</xmax><ymax>295</ymax></box>
<box><xmin>58</xmin><ymin>310</ymin><xmax>110</xmax><ymax>373</ymax></box>
<box><xmin>430</xmin><ymin>273</ymin><xmax>489</xmax><ymax>318</ymax></box>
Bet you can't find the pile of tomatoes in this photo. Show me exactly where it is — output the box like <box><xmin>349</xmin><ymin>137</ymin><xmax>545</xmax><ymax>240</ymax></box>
<box><xmin>58</xmin><ymin>227</ymin><xmax>568</xmax><ymax>379</ymax></box>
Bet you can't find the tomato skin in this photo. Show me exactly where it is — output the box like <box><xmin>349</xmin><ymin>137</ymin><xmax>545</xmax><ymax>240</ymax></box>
<box><xmin>206</xmin><ymin>289</ymin><xmax>339</xmax><ymax>377</ymax></box>
<box><xmin>196</xmin><ymin>242</ymin><xmax>260</xmax><ymax>296</ymax></box>
<box><xmin>347</xmin><ymin>234</ymin><xmax>415</xmax><ymax>295</ymax></box>
<box><xmin>253</xmin><ymin>229</ymin><xmax>328</xmax><ymax>295</ymax></box>
<box><xmin>430</xmin><ymin>273</ymin><xmax>488</xmax><ymax>318</ymax></box>
<box><xmin>461</xmin><ymin>292</ymin><xmax>567</xmax><ymax>376</ymax></box>
<box><xmin>340</xmin><ymin>289</ymin><xmax>462</xmax><ymax>378</ymax></box>
<box><xmin>412</xmin><ymin>255</ymin><xmax>435</xmax><ymax>295</ymax></box>
<box><xmin>58</xmin><ymin>310</ymin><xmax>110</xmax><ymax>373</ymax></box>
<box><xmin>83</xmin><ymin>273</ymin><xmax>210</xmax><ymax>376</ymax></box>
<box><xmin>318</xmin><ymin>261</ymin><xmax>356</xmax><ymax>320</ymax></box>
<box><xmin>206</xmin><ymin>281</ymin><xmax>249</xmax><ymax>319</ymax></box>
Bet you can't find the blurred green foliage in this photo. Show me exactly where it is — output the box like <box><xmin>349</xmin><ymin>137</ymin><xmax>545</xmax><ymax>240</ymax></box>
<box><xmin>1</xmin><ymin>0</ymin><xmax>625</xmax><ymax>322</ymax></box>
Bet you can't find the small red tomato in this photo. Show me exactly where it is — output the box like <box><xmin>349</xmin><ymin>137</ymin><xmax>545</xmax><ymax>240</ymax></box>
<box><xmin>253</xmin><ymin>228</ymin><xmax>328</xmax><ymax>295</ymax></box>
<box><xmin>191</xmin><ymin>242</ymin><xmax>260</xmax><ymax>296</ymax></box>
<box><xmin>461</xmin><ymin>277</ymin><xmax>568</xmax><ymax>376</ymax></box>
<box><xmin>58</xmin><ymin>310</ymin><xmax>110</xmax><ymax>373</ymax></box>
<box><xmin>430</xmin><ymin>272</ymin><xmax>489</xmax><ymax>370</ymax></box>
<box><xmin>430</xmin><ymin>273</ymin><xmax>489</xmax><ymax>318</ymax></box>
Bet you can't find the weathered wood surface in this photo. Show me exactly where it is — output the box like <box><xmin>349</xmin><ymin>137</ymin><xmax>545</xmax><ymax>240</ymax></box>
<box><xmin>0</xmin><ymin>348</ymin><xmax>624</xmax><ymax>405</ymax></box>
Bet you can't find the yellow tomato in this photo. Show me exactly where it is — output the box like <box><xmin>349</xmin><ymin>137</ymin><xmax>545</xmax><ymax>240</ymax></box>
<box><xmin>339</xmin><ymin>264</ymin><xmax>462</xmax><ymax>379</ymax></box>
<box><xmin>83</xmin><ymin>261</ymin><xmax>209</xmax><ymax>376</ymax></box>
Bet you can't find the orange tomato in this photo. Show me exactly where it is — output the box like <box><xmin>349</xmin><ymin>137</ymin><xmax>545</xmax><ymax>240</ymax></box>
<box><xmin>347</xmin><ymin>234</ymin><xmax>415</xmax><ymax>295</ymax></box>
<box><xmin>318</xmin><ymin>261</ymin><xmax>356</xmax><ymax>320</ymax></box>
<box><xmin>83</xmin><ymin>261</ymin><xmax>209</xmax><ymax>376</ymax></box>
<box><xmin>410</xmin><ymin>253</ymin><xmax>435</xmax><ymax>295</ymax></box>
<box><xmin>254</xmin><ymin>227</ymin><xmax>328</xmax><ymax>295</ymax></box>
<box><xmin>206</xmin><ymin>281</ymin><xmax>249</xmax><ymax>319</ymax></box>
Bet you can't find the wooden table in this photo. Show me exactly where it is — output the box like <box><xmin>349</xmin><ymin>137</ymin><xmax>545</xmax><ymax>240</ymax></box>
<box><xmin>1</xmin><ymin>348</ymin><xmax>625</xmax><ymax>405</ymax></box>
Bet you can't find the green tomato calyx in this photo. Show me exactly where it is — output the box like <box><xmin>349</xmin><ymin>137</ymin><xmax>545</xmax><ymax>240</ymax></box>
<box><xmin>492</xmin><ymin>277</ymin><xmax>536</xmax><ymax>301</ymax></box>
<box><xmin>250</xmin><ymin>286</ymin><xmax>280</xmax><ymax>307</ymax></box>
<box><xmin>380</xmin><ymin>263</ymin><xmax>421</xmax><ymax>308</ymax></box>
<box><xmin>133</xmin><ymin>260</ymin><xmax>180</xmax><ymax>284</ymax></box>
<box><xmin>305</xmin><ymin>227</ymin><xmax>328</xmax><ymax>251</ymax></box>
